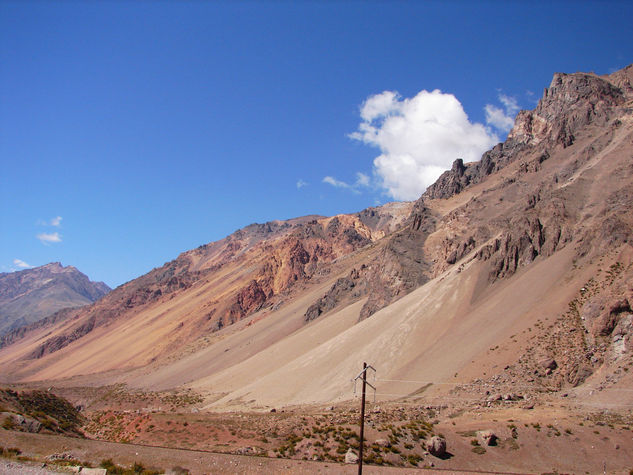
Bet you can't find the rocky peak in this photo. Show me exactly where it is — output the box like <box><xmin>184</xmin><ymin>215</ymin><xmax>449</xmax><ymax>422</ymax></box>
<box><xmin>605</xmin><ymin>63</ymin><xmax>633</xmax><ymax>94</ymax></box>
<box><xmin>423</xmin><ymin>158</ymin><xmax>471</xmax><ymax>200</ymax></box>
<box><xmin>424</xmin><ymin>66</ymin><xmax>632</xmax><ymax>202</ymax></box>
<box><xmin>508</xmin><ymin>71</ymin><xmax>626</xmax><ymax>147</ymax></box>
<box><xmin>42</xmin><ymin>262</ymin><xmax>63</xmax><ymax>270</ymax></box>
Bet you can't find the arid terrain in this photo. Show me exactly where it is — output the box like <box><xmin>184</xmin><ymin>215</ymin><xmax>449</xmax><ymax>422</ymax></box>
<box><xmin>1</xmin><ymin>65</ymin><xmax>633</xmax><ymax>474</ymax></box>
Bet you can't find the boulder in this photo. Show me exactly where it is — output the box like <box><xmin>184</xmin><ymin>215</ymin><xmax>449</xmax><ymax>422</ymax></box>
<box><xmin>567</xmin><ymin>364</ymin><xmax>593</xmax><ymax>387</ymax></box>
<box><xmin>374</xmin><ymin>438</ymin><xmax>391</xmax><ymax>448</ymax></box>
<box><xmin>476</xmin><ymin>430</ymin><xmax>497</xmax><ymax>446</ymax></box>
<box><xmin>344</xmin><ymin>448</ymin><xmax>358</xmax><ymax>464</ymax></box>
<box><xmin>538</xmin><ymin>357</ymin><xmax>557</xmax><ymax>371</ymax></box>
<box><xmin>426</xmin><ymin>436</ymin><xmax>446</xmax><ymax>457</ymax></box>
<box><xmin>22</xmin><ymin>415</ymin><xmax>41</xmax><ymax>433</ymax></box>
<box><xmin>12</xmin><ymin>414</ymin><xmax>25</xmax><ymax>425</ymax></box>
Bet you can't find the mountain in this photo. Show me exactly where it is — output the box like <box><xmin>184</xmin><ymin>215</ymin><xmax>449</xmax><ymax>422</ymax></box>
<box><xmin>0</xmin><ymin>65</ymin><xmax>631</xmax><ymax>416</ymax></box>
<box><xmin>0</xmin><ymin>262</ymin><xmax>111</xmax><ymax>336</ymax></box>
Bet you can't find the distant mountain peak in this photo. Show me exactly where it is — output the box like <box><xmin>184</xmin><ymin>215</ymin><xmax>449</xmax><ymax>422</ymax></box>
<box><xmin>0</xmin><ymin>262</ymin><xmax>111</xmax><ymax>336</ymax></box>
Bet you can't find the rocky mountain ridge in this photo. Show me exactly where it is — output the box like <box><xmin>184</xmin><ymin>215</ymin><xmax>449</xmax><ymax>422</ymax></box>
<box><xmin>1</xmin><ymin>202</ymin><xmax>412</xmax><ymax>364</ymax></box>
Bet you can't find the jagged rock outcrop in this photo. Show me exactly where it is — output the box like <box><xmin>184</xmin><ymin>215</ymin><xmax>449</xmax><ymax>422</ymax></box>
<box><xmin>476</xmin><ymin>213</ymin><xmax>569</xmax><ymax>282</ymax></box>
<box><xmin>29</xmin><ymin>316</ymin><xmax>96</xmax><ymax>359</ymax></box>
<box><xmin>423</xmin><ymin>141</ymin><xmax>531</xmax><ymax>200</ymax></box>
<box><xmin>358</xmin><ymin>202</ymin><xmax>435</xmax><ymax>320</ymax></box>
<box><xmin>224</xmin><ymin>280</ymin><xmax>269</xmax><ymax>326</ymax></box>
<box><xmin>304</xmin><ymin>266</ymin><xmax>369</xmax><ymax>321</ymax></box>
<box><xmin>425</xmin><ymin>158</ymin><xmax>469</xmax><ymax>200</ymax></box>
<box><xmin>509</xmin><ymin>71</ymin><xmax>626</xmax><ymax>147</ymax></box>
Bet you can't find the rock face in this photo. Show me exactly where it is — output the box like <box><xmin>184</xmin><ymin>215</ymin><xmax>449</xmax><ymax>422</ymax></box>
<box><xmin>0</xmin><ymin>263</ymin><xmax>110</xmax><ymax>336</ymax></box>
<box><xmin>509</xmin><ymin>71</ymin><xmax>625</xmax><ymax>147</ymax></box>
<box><xmin>304</xmin><ymin>266</ymin><xmax>369</xmax><ymax>321</ymax></box>
<box><xmin>357</xmin><ymin>201</ymin><xmax>435</xmax><ymax>320</ymax></box>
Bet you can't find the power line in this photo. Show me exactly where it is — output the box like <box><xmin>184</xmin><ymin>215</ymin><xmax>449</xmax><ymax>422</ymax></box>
<box><xmin>353</xmin><ymin>391</ymin><xmax>633</xmax><ymax>408</ymax></box>
<box><xmin>375</xmin><ymin>378</ymin><xmax>633</xmax><ymax>392</ymax></box>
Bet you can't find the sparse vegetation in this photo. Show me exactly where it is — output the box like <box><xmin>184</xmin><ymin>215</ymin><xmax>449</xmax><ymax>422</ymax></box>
<box><xmin>99</xmin><ymin>458</ymin><xmax>161</xmax><ymax>474</ymax></box>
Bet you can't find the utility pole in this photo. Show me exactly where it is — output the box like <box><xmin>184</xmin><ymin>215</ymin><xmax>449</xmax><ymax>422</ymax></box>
<box><xmin>352</xmin><ymin>362</ymin><xmax>375</xmax><ymax>475</ymax></box>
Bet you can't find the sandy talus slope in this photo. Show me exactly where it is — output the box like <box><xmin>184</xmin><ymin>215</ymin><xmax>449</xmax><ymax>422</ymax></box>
<box><xmin>172</xmin><ymin>244</ymin><xmax>577</xmax><ymax>408</ymax></box>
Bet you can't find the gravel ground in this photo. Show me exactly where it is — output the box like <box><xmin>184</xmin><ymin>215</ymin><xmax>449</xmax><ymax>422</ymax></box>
<box><xmin>0</xmin><ymin>430</ymin><xmax>485</xmax><ymax>474</ymax></box>
<box><xmin>0</xmin><ymin>459</ymin><xmax>68</xmax><ymax>474</ymax></box>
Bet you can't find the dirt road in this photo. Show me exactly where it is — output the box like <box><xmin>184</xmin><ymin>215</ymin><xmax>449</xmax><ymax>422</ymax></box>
<box><xmin>0</xmin><ymin>431</ymin><xmax>521</xmax><ymax>474</ymax></box>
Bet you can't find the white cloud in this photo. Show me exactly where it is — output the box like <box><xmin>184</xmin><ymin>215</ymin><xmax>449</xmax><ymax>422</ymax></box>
<box><xmin>13</xmin><ymin>259</ymin><xmax>32</xmax><ymax>269</ymax></box>
<box><xmin>484</xmin><ymin>104</ymin><xmax>515</xmax><ymax>132</ymax></box>
<box><xmin>355</xmin><ymin>172</ymin><xmax>370</xmax><ymax>187</ymax></box>
<box><xmin>359</xmin><ymin>91</ymin><xmax>400</xmax><ymax>122</ymax></box>
<box><xmin>350</xmin><ymin>89</ymin><xmax>499</xmax><ymax>200</ymax></box>
<box><xmin>499</xmin><ymin>94</ymin><xmax>520</xmax><ymax>115</ymax></box>
<box><xmin>322</xmin><ymin>172</ymin><xmax>371</xmax><ymax>194</ymax></box>
<box><xmin>37</xmin><ymin>232</ymin><xmax>62</xmax><ymax>244</ymax></box>
<box><xmin>323</xmin><ymin>176</ymin><xmax>352</xmax><ymax>189</ymax></box>
<box><xmin>485</xmin><ymin>93</ymin><xmax>520</xmax><ymax>133</ymax></box>
<box><xmin>37</xmin><ymin>216</ymin><xmax>63</xmax><ymax>227</ymax></box>
<box><xmin>296</xmin><ymin>179</ymin><xmax>308</xmax><ymax>189</ymax></box>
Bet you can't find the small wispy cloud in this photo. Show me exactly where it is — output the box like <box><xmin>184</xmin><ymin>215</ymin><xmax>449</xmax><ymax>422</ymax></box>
<box><xmin>13</xmin><ymin>258</ymin><xmax>32</xmax><ymax>269</ymax></box>
<box><xmin>323</xmin><ymin>172</ymin><xmax>370</xmax><ymax>194</ymax></box>
<box><xmin>355</xmin><ymin>172</ymin><xmax>370</xmax><ymax>187</ymax></box>
<box><xmin>296</xmin><ymin>179</ymin><xmax>308</xmax><ymax>189</ymax></box>
<box><xmin>37</xmin><ymin>216</ymin><xmax>63</xmax><ymax>227</ymax></box>
<box><xmin>323</xmin><ymin>176</ymin><xmax>350</xmax><ymax>188</ymax></box>
<box><xmin>485</xmin><ymin>93</ymin><xmax>521</xmax><ymax>133</ymax></box>
<box><xmin>37</xmin><ymin>232</ymin><xmax>62</xmax><ymax>245</ymax></box>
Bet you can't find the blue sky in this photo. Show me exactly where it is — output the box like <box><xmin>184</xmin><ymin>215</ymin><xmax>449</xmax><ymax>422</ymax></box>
<box><xmin>2</xmin><ymin>1</ymin><xmax>632</xmax><ymax>288</ymax></box>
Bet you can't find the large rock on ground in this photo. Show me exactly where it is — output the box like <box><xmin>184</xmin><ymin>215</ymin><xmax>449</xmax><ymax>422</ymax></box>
<box><xmin>344</xmin><ymin>448</ymin><xmax>359</xmax><ymax>464</ymax></box>
<box><xmin>477</xmin><ymin>430</ymin><xmax>497</xmax><ymax>446</ymax></box>
<box><xmin>426</xmin><ymin>436</ymin><xmax>447</xmax><ymax>457</ymax></box>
